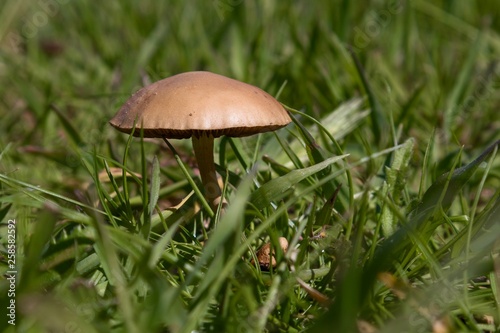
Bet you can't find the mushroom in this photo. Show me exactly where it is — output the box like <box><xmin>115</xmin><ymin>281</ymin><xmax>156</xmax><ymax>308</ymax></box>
<box><xmin>110</xmin><ymin>71</ymin><xmax>291</xmax><ymax>210</ymax></box>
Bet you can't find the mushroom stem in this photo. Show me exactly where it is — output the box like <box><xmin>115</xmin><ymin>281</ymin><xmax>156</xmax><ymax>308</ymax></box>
<box><xmin>192</xmin><ymin>134</ymin><xmax>222</xmax><ymax>208</ymax></box>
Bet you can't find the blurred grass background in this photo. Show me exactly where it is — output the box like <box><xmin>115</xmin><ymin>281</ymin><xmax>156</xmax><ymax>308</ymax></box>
<box><xmin>0</xmin><ymin>0</ymin><xmax>499</xmax><ymax>332</ymax></box>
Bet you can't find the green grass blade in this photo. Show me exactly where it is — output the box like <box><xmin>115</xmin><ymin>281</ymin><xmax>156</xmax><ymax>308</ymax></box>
<box><xmin>148</xmin><ymin>155</ymin><xmax>161</xmax><ymax>218</ymax></box>
<box><xmin>349</xmin><ymin>47</ymin><xmax>386</xmax><ymax>144</ymax></box>
<box><xmin>380</xmin><ymin>138</ymin><xmax>414</xmax><ymax>236</ymax></box>
<box><xmin>369</xmin><ymin>139</ymin><xmax>499</xmax><ymax>278</ymax></box>
<box><xmin>468</xmin><ymin>196</ymin><xmax>500</xmax><ymax>254</ymax></box>
<box><xmin>289</xmin><ymin>111</ymin><xmax>340</xmax><ymax>199</ymax></box>
<box><xmin>0</xmin><ymin>172</ymin><xmax>105</xmax><ymax>215</ymax></box>
<box><xmin>0</xmin><ymin>203</ymin><xmax>12</xmax><ymax>222</ymax></box>
<box><xmin>18</xmin><ymin>206</ymin><xmax>57</xmax><ymax>289</ymax></box>
<box><xmin>443</xmin><ymin>33</ymin><xmax>485</xmax><ymax>137</ymax></box>
<box><xmin>180</xmin><ymin>173</ymin><xmax>255</xmax><ymax>332</ymax></box>
<box><xmin>163</xmin><ymin>138</ymin><xmax>214</xmax><ymax>218</ymax></box>
<box><xmin>50</xmin><ymin>104</ymin><xmax>84</xmax><ymax>146</ymax></box>
<box><xmin>250</xmin><ymin>154</ymin><xmax>348</xmax><ymax>210</ymax></box>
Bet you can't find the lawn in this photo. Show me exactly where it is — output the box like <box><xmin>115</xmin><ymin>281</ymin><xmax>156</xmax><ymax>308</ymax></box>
<box><xmin>1</xmin><ymin>1</ymin><xmax>500</xmax><ymax>332</ymax></box>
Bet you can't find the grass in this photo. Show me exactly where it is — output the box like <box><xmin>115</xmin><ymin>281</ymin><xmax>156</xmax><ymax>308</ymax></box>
<box><xmin>0</xmin><ymin>0</ymin><xmax>500</xmax><ymax>332</ymax></box>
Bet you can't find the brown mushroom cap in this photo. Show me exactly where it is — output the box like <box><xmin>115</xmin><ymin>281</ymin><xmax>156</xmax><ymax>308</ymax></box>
<box><xmin>109</xmin><ymin>71</ymin><xmax>291</xmax><ymax>139</ymax></box>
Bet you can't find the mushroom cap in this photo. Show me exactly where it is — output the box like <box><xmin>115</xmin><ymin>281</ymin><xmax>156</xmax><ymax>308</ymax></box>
<box><xmin>110</xmin><ymin>71</ymin><xmax>291</xmax><ymax>139</ymax></box>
